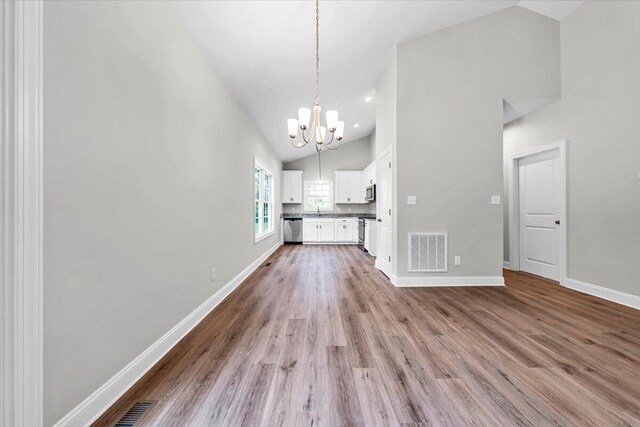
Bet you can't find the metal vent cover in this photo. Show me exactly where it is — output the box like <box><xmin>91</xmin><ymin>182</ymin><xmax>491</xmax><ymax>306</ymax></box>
<box><xmin>408</xmin><ymin>232</ymin><xmax>447</xmax><ymax>272</ymax></box>
<box><xmin>115</xmin><ymin>401</ymin><xmax>157</xmax><ymax>427</ymax></box>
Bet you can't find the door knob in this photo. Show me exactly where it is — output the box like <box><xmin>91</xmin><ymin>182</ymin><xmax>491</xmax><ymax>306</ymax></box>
<box><xmin>555</xmin><ymin>220</ymin><xmax>560</xmax><ymax>225</ymax></box>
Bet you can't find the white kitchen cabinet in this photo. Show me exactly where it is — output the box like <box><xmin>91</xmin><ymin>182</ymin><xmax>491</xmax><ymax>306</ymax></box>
<box><xmin>362</xmin><ymin>161</ymin><xmax>376</xmax><ymax>186</ymax></box>
<box><xmin>364</xmin><ymin>219</ymin><xmax>377</xmax><ymax>256</ymax></box>
<box><xmin>282</xmin><ymin>170</ymin><xmax>303</xmax><ymax>203</ymax></box>
<box><xmin>303</xmin><ymin>220</ymin><xmax>318</xmax><ymax>242</ymax></box>
<box><xmin>335</xmin><ymin>171</ymin><xmax>363</xmax><ymax>204</ymax></box>
<box><xmin>361</xmin><ymin>161</ymin><xmax>377</xmax><ymax>202</ymax></box>
<box><xmin>335</xmin><ymin>218</ymin><xmax>358</xmax><ymax>242</ymax></box>
<box><xmin>318</xmin><ymin>221</ymin><xmax>335</xmax><ymax>242</ymax></box>
<box><xmin>303</xmin><ymin>217</ymin><xmax>358</xmax><ymax>243</ymax></box>
<box><xmin>303</xmin><ymin>218</ymin><xmax>334</xmax><ymax>242</ymax></box>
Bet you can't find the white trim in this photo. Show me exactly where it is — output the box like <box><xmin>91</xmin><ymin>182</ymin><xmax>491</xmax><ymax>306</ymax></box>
<box><xmin>392</xmin><ymin>276</ymin><xmax>505</xmax><ymax>287</ymax></box>
<box><xmin>253</xmin><ymin>154</ymin><xmax>275</xmax><ymax>243</ymax></box>
<box><xmin>508</xmin><ymin>140</ymin><xmax>568</xmax><ymax>282</ymax></box>
<box><xmin>503</xmin><ymin>261</ymin><xmax>511</xmax><ymax>269</ymax></box>
<box><xmin>563</xmin><ymin>278</ymin><xmax>640</xmax><ymax>311</ymax></box>
<box><xmin>53</xmin><ymin>241</ymin><xmax>283</xmax><ymax>427</ymax></box>
<box><xmin>254</xmin><ymin>230</ymin><xmax>275</xmax><ymax>243</ymax></box>
<box><xmin>1</xmin><ymin>1</ymin><xmax>44</xmax><ymax>426</ymax></box>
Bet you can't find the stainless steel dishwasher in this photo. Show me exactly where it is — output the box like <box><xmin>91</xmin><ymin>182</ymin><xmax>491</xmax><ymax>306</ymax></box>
<box><xmin>283</xmin><ymin>218</ymin><xmax>303</xmax><ymax>243</ymax></box>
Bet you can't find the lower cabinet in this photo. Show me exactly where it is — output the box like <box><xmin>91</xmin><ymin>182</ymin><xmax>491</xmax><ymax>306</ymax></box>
<box><xmin>303</xmin><ymin>219</ymin><xmax>335</xmax><ymax>242</ymax></box>
<box><xmin>303</xmin><ymin>218</ymin><xmax>358</xmax><ymax>243</ymax></box>
<box><xmin>318</xmin><ymin>222</ymin><xmax>335</xmax><ymax>242</ymax></box>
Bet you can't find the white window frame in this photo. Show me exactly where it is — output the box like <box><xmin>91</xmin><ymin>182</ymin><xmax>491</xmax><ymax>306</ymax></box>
<box><xmin>304</xmin><ymin>180</ymin><xmax>334</xmax><ymax>212</ymax></box>
<box><xmin>254</xmin><ymin>156</ymin><xmax>275</xmax><ymax>243</ymax></box>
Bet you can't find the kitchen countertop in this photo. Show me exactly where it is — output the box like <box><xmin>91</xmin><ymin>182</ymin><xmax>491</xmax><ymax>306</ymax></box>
<box><xmin>282</xmin><ymin>213</ymin><xmax>376</xmax><ymax>219</ymax></box>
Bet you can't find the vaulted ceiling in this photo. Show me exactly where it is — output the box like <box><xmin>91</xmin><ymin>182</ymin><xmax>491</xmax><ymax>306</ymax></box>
<box><xmin>173</xmin><ymin>1</ymin><xmax>583</xmax><ymax>162</ymax></box>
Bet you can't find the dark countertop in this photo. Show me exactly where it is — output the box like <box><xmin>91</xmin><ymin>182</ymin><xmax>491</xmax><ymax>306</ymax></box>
<box><xmin>282</xmin><ymin>213</ymin><xmax>376</xmax><ymax>219</ymax></box>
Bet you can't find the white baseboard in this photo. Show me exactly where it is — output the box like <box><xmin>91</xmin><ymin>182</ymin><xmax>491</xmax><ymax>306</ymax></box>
<box><xmin>393</xmin><ymin>276</ymin><xmax>505</xmax><ymax>287</ymax></box>
<box><xmin>503</xmin><ymin>261</ymin><xmax>510</xmax><ymax>269</ymax></box>
<box><xmin>563</xmin><ymin>277</ymin><xmax>640</xmax><ymax>311</ymax></box>
<box><xmin>54</xmin><ymin>240</ymin><xmax>283</xmax><ymax>427</ymax></box>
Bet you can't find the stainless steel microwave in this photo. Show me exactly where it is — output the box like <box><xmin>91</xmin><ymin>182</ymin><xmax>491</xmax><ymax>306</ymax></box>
<box><xmin>365</xmin><ymin>184</ymin><xmax>376</xmax><ymax>202</ymax></box>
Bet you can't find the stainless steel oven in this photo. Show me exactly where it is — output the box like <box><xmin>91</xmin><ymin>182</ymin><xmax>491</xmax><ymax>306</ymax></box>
<box><xmin>365</xmin><ymin>184</ymin><xmax>376</xmax><ymax>202</ymax></box>
<box><xmin>358</xmin><ymin>218</ymin><xmax>366</xmax><ymax>250</ymax></box>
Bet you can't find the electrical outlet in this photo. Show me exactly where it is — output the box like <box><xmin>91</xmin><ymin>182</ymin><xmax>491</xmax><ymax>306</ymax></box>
<box><xmin>491</xmin><ymin>195</ymin><xmax>501</xmax><ymax>205</ymax></box>
<box><xmin>211</xmin><ymin>268</ymin><xmax>216</xmax><ymax>281</ymax></box>
<box><xmin>454</xmin><ymin>256</ymin><xmax>461</xmax><ymax>266</ymax></box>
<box><xmin>407</xmin><ymin>196</ymin><xmax>417</xmax><ymax>205</ymax></box>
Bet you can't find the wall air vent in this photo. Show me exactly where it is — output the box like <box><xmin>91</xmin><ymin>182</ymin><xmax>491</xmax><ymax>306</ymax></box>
<box><xmin>408</xmin><ymin>232</ymin><xmax>447</xmax><ymax>272</ymax></box>
<box><xmin>115</xmin><ymin>401</ymin><xmax>157</xmax><ymax>427</ymax></box>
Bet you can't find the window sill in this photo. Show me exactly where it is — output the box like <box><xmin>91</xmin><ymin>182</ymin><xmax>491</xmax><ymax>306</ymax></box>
<box><xmin>255</xmin><ymin>230</ymin><xmax>275</xmax><ymax>244</ymax></box>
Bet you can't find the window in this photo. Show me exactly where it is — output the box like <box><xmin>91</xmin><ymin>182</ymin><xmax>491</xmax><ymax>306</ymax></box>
<box><xmin>304</xmin><ymin>180</ymin><xmax>333</xmax><ymax>212</ymax></box>
<box><xmin>254</xmin><ymin>157</ymin><xmax>274</xmax><ymax>242</ymax></box>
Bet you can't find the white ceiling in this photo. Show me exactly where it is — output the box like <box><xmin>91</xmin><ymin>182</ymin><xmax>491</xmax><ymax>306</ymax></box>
<box><xmin>173</xmin><ymin>1</ymin><xmax>584</xmax><ymax>162</ymax></box>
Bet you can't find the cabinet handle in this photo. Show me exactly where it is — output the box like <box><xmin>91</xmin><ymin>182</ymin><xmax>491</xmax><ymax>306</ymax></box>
<box><xmin>347</xmin><ymin>197</ymin><xmax>350</xmax><ymax>201</ymax></box>
<box><xmin>290</xmin><ymin>197</ymin><xmax>293</xmax><ymax>201</ymax></box>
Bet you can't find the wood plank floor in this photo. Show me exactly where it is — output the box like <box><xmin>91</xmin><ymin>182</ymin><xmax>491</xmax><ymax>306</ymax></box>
<box><xmin>94</xmin><ymin>244</ymin><xmax>640</xmax><ymax>426</ymax></box>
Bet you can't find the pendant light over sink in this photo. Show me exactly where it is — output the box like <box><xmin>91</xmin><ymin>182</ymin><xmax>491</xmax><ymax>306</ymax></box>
<box><xmin>287</xmin><ymin>0</ymin><xmax>344</xmax><ymax>155</ymax></box>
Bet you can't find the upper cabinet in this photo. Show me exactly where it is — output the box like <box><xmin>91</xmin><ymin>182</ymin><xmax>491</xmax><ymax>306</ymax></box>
<box><xmin>362</xmin><ymin>161</ymin><xmax>376</xmax><ymax>187</ymax></box>
<box><xmin>335</xmin><ymin>171</ymin><xmax>363</xmax><ymax>204</ymax></box>
<box><xmin>361</xmin><ymin>161</ymin><xmax>377</xmax><ymax>202</ymax></box>
<box><xmin>282</xmin><ymin>170</ymin><xmax>303</xmax><ymax>203</ymax></box>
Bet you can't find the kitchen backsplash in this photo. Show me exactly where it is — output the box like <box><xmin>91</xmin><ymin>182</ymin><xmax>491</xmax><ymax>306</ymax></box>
<box><xmin>284</xmin><ymin>202</ymin><xmax>376</xmax><ymax>214</ymax></box>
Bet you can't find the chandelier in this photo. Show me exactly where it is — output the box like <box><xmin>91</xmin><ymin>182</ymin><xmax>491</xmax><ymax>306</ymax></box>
<box><xmin>287</xmin><ymin>0</ymin><xmax>344</xmax><ymax>152</ymax></box>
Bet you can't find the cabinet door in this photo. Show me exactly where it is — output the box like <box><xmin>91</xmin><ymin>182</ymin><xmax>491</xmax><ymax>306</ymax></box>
<box><xmin>335</xmin><ymin>223</ymin><xmax>347</xmax><ymax>241</ymax></box>
<box><xmin>335</xmin><ymin>171</ymin><xmax>362</xmax><ymax>204</ymax></box>
<box><xmin>334</xmin><ymin>172</ymin><xmax>347</xmax><ymax>203</ymax></box>
<box><xmin>283</xmin><ymin>171</ymin><xmax>302</xmax><ymax>203</ymax></box>
<box><xmin>318</xmin><ymin>223</ymin><xmax>335</xmax><ymax>242</ymax></box>
<box><xmin>290</xmin><ymin>171</ymin><xmax>302</xmax><ymax>203</ymax></box>
<box><xmin>303</xmin><ymin>222</ymin><xmax>318</xmax><ymax>241</ymax></box>
<box><xmin>344</xmin><ymin>223</ymin><xmax>356</xmax><ymax>242</ymax></box>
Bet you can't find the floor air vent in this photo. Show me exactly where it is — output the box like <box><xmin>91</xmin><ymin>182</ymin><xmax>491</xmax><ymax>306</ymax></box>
<box><xmin>408</xmin><ymin>232</ymin><xmax>447</xmax><ymax>272</ymax></box>
<box><xmin>115</xmin><ymin>401</ymin><xmax>157</xmax><ymax>427</ymax></box>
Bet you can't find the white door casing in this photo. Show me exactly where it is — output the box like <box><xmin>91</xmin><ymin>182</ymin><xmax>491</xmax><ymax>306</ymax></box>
<box><xmin>1</xmin><ymin>1</ymin><xmax>44</xmax><ymax>426</ymax></box>
<box><xmin>377</xmin><ymin>148</ymin><xmax>393</xmax><ymax>278</ymax></box>
<box><xmin>509</xmin><ymin>140</ymin><xmax>568</xmax><ymax>283</ymax></box>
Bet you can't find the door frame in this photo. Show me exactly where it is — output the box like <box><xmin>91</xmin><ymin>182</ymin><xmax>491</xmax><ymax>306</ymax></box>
<box><xmin>1</xmin><ymin>1</ymin><xmax>44</xmax><ymax>425</ymax></box>
<box><xmin>508</xmin><ymin>140</ymin><xmax>568</xmax><ymax>283</ymax></box>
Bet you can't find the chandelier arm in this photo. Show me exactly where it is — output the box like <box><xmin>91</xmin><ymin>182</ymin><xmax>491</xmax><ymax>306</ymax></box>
<box><xmin>325</xmin><ymin>135</ymin><xmax>341</xmax><ymax>151</ymax></box>
<box><xmin>301</xmin><ymin>124</ymin><xmax>316</xmax><ymax>144</ymax></box>
<box><xmin>291</xmin><ymin>138</ymin><xmax>308</xmax><ymax>149</ymax></box>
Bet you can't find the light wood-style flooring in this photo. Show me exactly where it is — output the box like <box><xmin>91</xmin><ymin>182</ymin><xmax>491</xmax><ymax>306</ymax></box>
<box><xmin>94</xmin><ymin>244</ymin><xmax>640</xmax><ymax>426</ymax></box>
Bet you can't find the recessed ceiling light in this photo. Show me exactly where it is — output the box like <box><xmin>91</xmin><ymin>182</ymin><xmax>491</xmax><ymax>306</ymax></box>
<box><xmin>364</xmin><ymin>96</ymin><xmax>373</xmax><ymax>103</ymax></box>
<box><xmin>353</xmin><ymin>123</ymin><xmax>360</xmax><ymax>128</ymax></box>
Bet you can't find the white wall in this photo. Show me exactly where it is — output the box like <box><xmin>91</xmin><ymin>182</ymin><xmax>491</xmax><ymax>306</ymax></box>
<box><xmin>504</xmin><ymin>1</ymin><xmax>640</xmax><ymax>297</ymax></box>
<box><xmin>43</xmin><ymin>1</ymin><xmax>282</xmax><ymax>424</ymax></box>
<box><xmin>390</xmin><ymin>7</ymin><xmax>560</xmax><ymax>279</ymax></box>
<box><xmin>283</xmin><ymin>135</ymin><xmax>375</xmax><ymax>213</ymax></box>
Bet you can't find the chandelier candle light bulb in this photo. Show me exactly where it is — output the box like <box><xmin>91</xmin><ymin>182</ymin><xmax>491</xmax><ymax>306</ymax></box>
<box><xmin>287</xmin><ymin>0</ymin><xmax>344</xmax><ymax>153</ymax></box>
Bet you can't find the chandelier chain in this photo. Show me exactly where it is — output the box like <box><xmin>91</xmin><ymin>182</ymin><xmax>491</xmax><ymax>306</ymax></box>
<box><xmin>315</xmin><ymin>0</ymin><xmax>320</xmax><ymax>105</ymax></box>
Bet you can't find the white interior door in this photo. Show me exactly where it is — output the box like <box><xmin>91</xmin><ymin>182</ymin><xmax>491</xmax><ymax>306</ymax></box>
<box><xmin>377</xmin><ymin>150</ymin><xmax>392</xmax><ymax>278</ymax></box>
<box><xmin>518</xmin><ymin>149</ymin><xmax>561</xmax><ymax>280</ymax></box>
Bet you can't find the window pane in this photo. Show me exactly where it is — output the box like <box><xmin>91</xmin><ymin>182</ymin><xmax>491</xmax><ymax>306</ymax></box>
<box><xmin>263</xmin><ymin>174</ymin><xmax>271</xmax><ymax>202</ymax></box>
